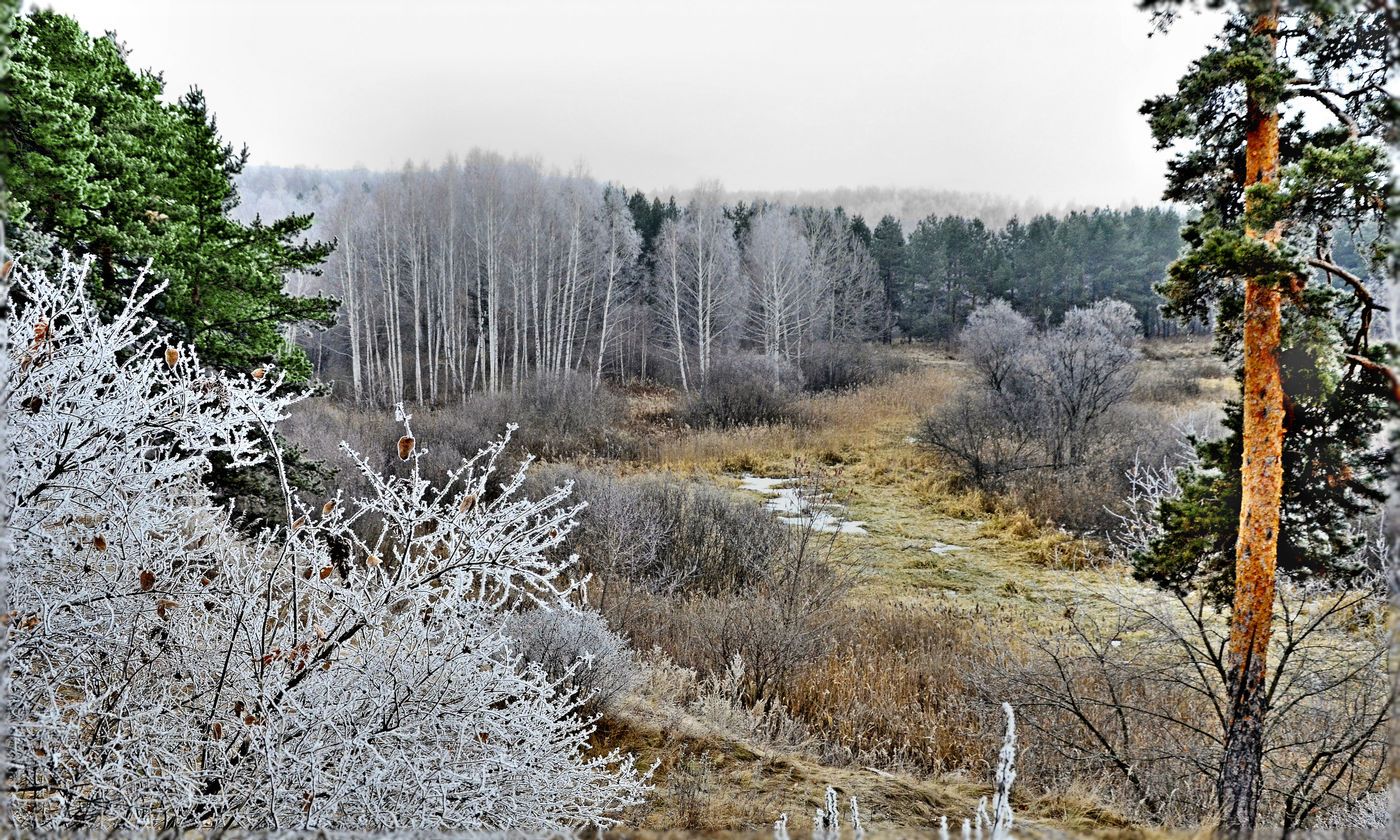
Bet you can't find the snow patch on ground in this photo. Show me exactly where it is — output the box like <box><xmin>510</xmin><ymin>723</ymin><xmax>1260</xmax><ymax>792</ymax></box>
<box><xmin>779</xmin><ymin>514</ymin><xmax>869</xmax><ymax>535</ymax></box>
<box><xmin>763</xmin><ymin>488</ymin><xmax>807</xmax><ymax>515</ymax></box>
<box><xmin>738</xmin><ymin>474</ymin><xmax>867</xmax><ymax>536</ymax></box>
<box><xmin>737</xmin><ymin>475</ymin><xmax>790</xmax><ymax>493</ymax></box>
<box><xmin>929</xmin><ymin>540</ymin><xmax>967</xmax><ymax>554</ymax></box>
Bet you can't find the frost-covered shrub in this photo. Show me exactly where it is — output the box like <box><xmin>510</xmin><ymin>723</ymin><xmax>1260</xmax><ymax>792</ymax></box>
<box><xmin>960</xmin><ymin>299</ymin><xmax>1033</xmax><ymax>394</ymax></box>
<box><xmin>1314</xmin><ymin>787</ymin><xmax>1394</xmax><ymax>835</ymax></box>
<box><xmin>922</xmin><ymin>298</ymin><xmax>1145</xmax><ymax>528</ymax></box>
<box><xmin>0</xmin><ymin>257</ymin><xmax>649</xmax><ymax>835</ymax></box>
<box><xmin>682</xmin><ymin>353</ymin><xmax>803</xmax><ymax>428</ymax></box>
<box><xmin>531</xmin><ymin>465</ymin><xmax>786</xmax><ymax>597</ymax></box>
<box><xmin>503</xmin><ymin>608</ymin><xmax>636</xmax><ymax>713</ymax></box>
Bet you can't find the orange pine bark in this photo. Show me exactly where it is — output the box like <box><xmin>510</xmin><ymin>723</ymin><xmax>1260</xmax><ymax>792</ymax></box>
<box><xmin>1217</xmin><ymin>3</ymin><xmax>1285</xmax><ymax>837</ymax></box>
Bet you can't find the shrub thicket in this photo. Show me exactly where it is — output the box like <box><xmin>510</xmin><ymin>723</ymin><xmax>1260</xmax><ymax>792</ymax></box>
<box><xmin>682</xmin><ymin>353</ymin><xmax>803</xmax><ymax>428</ymax></box>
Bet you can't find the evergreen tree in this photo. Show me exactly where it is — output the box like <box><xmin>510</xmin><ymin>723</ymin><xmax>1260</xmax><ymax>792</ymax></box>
<box><xmin>902</xmin><ymin>215</ymin><xmax>1000</xmax><ymax>341</ymax></box>
<box><xmin>2</xmin><ymin>9</ymin><xmax>338</xmax><ymax>528</ymax></box>
<box><xmin>1133</xmin><ymin>2</ymin><xmax>1393</xmax><ymax>835</ymax></box>
<box><xmin>725</xmin><ymin>199</ymin><xmax>760</xmax><ymax>243</ymax></box>
<box><xmin>882</xmin><ymin>208</ymin><xmax>1185</xmax><ymax>341</ymax></box>
<box><xmin>0</xmin><ymin>0</ymin><xmax>19</xmax><ymax>224</ymax></box>
<box><xmin>869</xmin><ymin>214</ymin><xmax>905</xmax><ymax>343</ymax></box>
<box><xmin>847</xmin><ymin>213</ymin><xmax>873</xmax><ymax>248</ymax></box>
<box><xmin>1</xmin><ymin>10</ymin><xmax>336</xmax><ymax>380</ymax></box>
<box><xmin>625</xmin><ymin>188</ymin><xmax>678</xmax><ymax>269</ymax></box>
<box><xmin>158</xmin><ymin>89</ymin><xmax>333</xmax><ymax>379</ymax></box>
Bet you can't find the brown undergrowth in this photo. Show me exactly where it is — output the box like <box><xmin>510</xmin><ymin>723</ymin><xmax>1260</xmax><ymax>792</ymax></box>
<box><xmin>574</xmin><ymin>341</ymin><xmax>1239</xmax><ymax>837</ymax></box>
<box><xmin>284</xmin><ymin>340</ymin><xmax>1247</xmax><ymax>837</ymax></box>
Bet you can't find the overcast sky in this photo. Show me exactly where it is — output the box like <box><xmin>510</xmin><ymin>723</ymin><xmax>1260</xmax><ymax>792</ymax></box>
<box><xmin>28</xmin><ymin>0</ymin><xmax>1223</xmax><ymax>206</ymax></box>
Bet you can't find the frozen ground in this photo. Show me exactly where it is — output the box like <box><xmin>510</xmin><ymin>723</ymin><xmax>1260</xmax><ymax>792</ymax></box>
<box><xmin>737</xmin><ymin>474</ymin><xmax>868</xmax><ymax>535</ymax></box>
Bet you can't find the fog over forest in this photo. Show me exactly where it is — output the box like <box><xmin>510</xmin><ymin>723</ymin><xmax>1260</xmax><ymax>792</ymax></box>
<box><xmin>238</xmin><ymin>166</ymin><xmax>1087</xmax><ymax>236</ymax></box>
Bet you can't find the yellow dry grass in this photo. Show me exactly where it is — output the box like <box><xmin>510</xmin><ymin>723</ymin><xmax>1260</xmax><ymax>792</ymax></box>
<box><xmin>644</xmin><ymin>354</ymin><xmax>964</xmax><ymax>477</ymax></box>
<box><xmin>603</xmin><ymin>689</ymin><xmax>1169</xmax><ymax>840</ymax></box>
<box><xmin>597</xmin><ymin>341</ymin><xmax>1230</xmax><ymax>838</ymax></box>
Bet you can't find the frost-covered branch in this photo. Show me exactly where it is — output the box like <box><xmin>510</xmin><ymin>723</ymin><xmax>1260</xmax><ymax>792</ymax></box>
<box><xmin>781</xmin><ymin>705</ymin><xmax>1018</xmax><ymax>839</ymax></box>
<box><xmin>1</xmin><ymin>257</ymin><xmax>648</xmax><ymax>834</ymax></box>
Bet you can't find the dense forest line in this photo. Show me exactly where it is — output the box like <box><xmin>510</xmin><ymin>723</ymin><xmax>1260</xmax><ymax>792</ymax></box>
<box><xmin>237</xmin><ymin>165</ymin><xmax>1205</xmax><ymax>406</ymax></box>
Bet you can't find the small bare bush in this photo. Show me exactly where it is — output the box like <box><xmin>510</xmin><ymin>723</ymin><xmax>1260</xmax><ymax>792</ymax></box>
<box><xmin>798</xmin><ymin>341</ymin><xmax>907</xmax><ymax>393</ymax></box>
<box><xmin>595</xmin><ymin>513</ymin><xmax>851</xmax><ymax>709</ymax></box>
<box><xmin>284</xmin><ymin>373</ymin><xmax>632</xmax><ymax>491</ymax></box>
<box><xmin>781</xmin><ymin>604</ymin><xmax>990</xmax><ymax>773</ymax></box>
<box><xmin>918</xmin><ymin>392</ymin><xmax>1038</xmax><ymax>489</ymax></box>
<box><xmin>682</xmin><ymin>353</ymin><xmax>804</xmax><ymax>428</ymax></box>
<box><xmin>503</xmin><ymin>608</ymin><xmax>637</xmax><ymax>714</ymax></box>
<box><xmin>532</xmin><ymin>465</ymin><xmax>788</xmax><ymax>602</ymax></box>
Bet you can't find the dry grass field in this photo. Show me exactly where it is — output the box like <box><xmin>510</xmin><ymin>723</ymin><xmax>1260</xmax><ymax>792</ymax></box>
<box><xmin>581</xmin><ymin>339</ymin><xmax>1240</xmax><ymax>838</ymax></box>
<box><xmin>281</xmin><ymin>337</ymin><xmax>1383</xmax><ymax>838</ymax></box>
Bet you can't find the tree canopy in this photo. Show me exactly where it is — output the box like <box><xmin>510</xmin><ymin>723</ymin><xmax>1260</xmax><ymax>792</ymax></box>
<box><xmin>1</xmin><ymin>9</ymin><xmax>336</xmax><ymax>380</ymax></box>
<box><xmin>1132</xmin><ymin>0</ymin><xmax>1395</xmax><ymax>601</ymax></box>
<box><xmin>880</xmin><ymin>207</ymin><xmax>1191</xmax><ymax>340</ymax></box>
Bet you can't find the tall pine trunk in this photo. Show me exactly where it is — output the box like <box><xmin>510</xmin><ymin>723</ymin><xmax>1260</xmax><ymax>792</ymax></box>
<box><xmin>1217</xmin><ymin>3</ymin><xmax>1284</xmax><ymax>836</ymax></box>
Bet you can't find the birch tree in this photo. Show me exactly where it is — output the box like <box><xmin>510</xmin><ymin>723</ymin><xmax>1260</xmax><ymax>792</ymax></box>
<box><xmin>654</xmin><ymin>217</ymin><xmax>692</xmax><ymax>391</ymax></box>
<box><xmin>679</xmin><ymin>185</ymin><xmax>742</xmax><ymax>383</ymax></box>
<box><xmin>593</xmin><ymin>187</ymin><xmax>642</xmax><ymax>383</ymax></box>
<box><xmin>743</xmin><ymin>207</ymin><xmax>811</xmax><ymax>362</ymax></box>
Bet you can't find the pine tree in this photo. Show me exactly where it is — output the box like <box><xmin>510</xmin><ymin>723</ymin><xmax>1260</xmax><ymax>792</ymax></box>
<box><xmin>902</xmin><ymin>215</ymin><xmax>1001</xmax><ymax>341</ymax></box>
<box><xmin>158</xmin><ymin>88</ymin><xmax>334</xmax><ymax>379</ymax></box>
<box><xmin>0</xmin><ymin>0</ymin><xmax>19</xmax><ymax>221</ymax></box>
<box><xmin>1133</xmin><ymin>2</ymin><xmax>1394</xmax><ymax>835</ymax></box>
<box><xmin>869</xmin><ymin>215</ymin><xmax>905</xmax><ymax>343</ymax></box>
<box><xmin>2</xmin><ymin>9</ymin><xmax>338</xmax><ymax>527</ymax></box>
<box><xmin>1</xmin><ymin>10</ymin><xmax>335</xmax><ymax>380</ymax></box>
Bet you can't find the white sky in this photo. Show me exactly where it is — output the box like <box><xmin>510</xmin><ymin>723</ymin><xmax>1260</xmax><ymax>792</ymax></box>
<box><xmin>26</xmin><ymin>0</ymin><xmax>1224</xmax><ymax>206</ymax></box>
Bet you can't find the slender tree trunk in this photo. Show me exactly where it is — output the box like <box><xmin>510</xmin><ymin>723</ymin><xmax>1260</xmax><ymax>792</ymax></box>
<box><xmin>596</xmin><ymin>230</ymin><xmax>618</xmax><ymax>384</ymax></box>
<box><xmin>665</xmin><ymin>236</ymin><xmax>689</xmax><ymax>393</ymax></box>
<box><xmin>1217</xmin><ymin>4</ymin><xmax>1285</xmax><ymax>837</ymax></box>
<box><xmin>409</xmin><ymin>192</ymin><xmax>425</xmax><ymax>406</ymax></box>
<box><xmin>342</xmin><ymin>227</ymin><xmax>363</xmax><ymax>404</ymax></box>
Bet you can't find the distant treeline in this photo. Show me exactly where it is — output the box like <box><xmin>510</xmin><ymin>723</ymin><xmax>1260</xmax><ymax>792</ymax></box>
<box><xmin>306</xmin><ymin>157</ymin><xmax>885</xmax><ymax>404</ymax></box>
<box><xmin>237</xmin><ymin>165</ymin><xmax>1210</xmax><ymax>404</ymax></box>
<box><xmin>868</xmin><ymin>208</ymin><xmax>1190</xmax><ymax>339</ymax></box>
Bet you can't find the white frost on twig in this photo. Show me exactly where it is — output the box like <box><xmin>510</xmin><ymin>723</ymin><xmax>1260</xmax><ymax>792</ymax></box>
<box><xmin>2</xmin><ymin>257</ymin><xmax>649</xmax><ymax>834</ymax></box>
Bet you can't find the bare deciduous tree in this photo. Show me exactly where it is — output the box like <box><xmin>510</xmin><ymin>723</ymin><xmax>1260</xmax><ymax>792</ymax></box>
<box><xmin>1004</xmin><ymin>452</ymin><xmax>1393</xmax><ymax>834</ymax></box>
<box><xmin>960</xmin><ymin>299</ymin><xmax>1032</xmax><ymax>393</ymax></box>
<box><xmin>1010</xmin><ymin>581</ymin><xmax>1390</xmax><ymax>834</ymax></box>
<box><xmin>743</xmin><ymin>207</ymin><xmax>812</xmax><ymax>365</ymax></box>
<box><xmin>922</xmin><ymin>298</ymin><xmax>1140</xmax><ymax>483</ymax></box>
<box><xmin>1027</xmin><ymin>299</ymin><xmax>1140</xmax><ymax>468</ymax></box>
